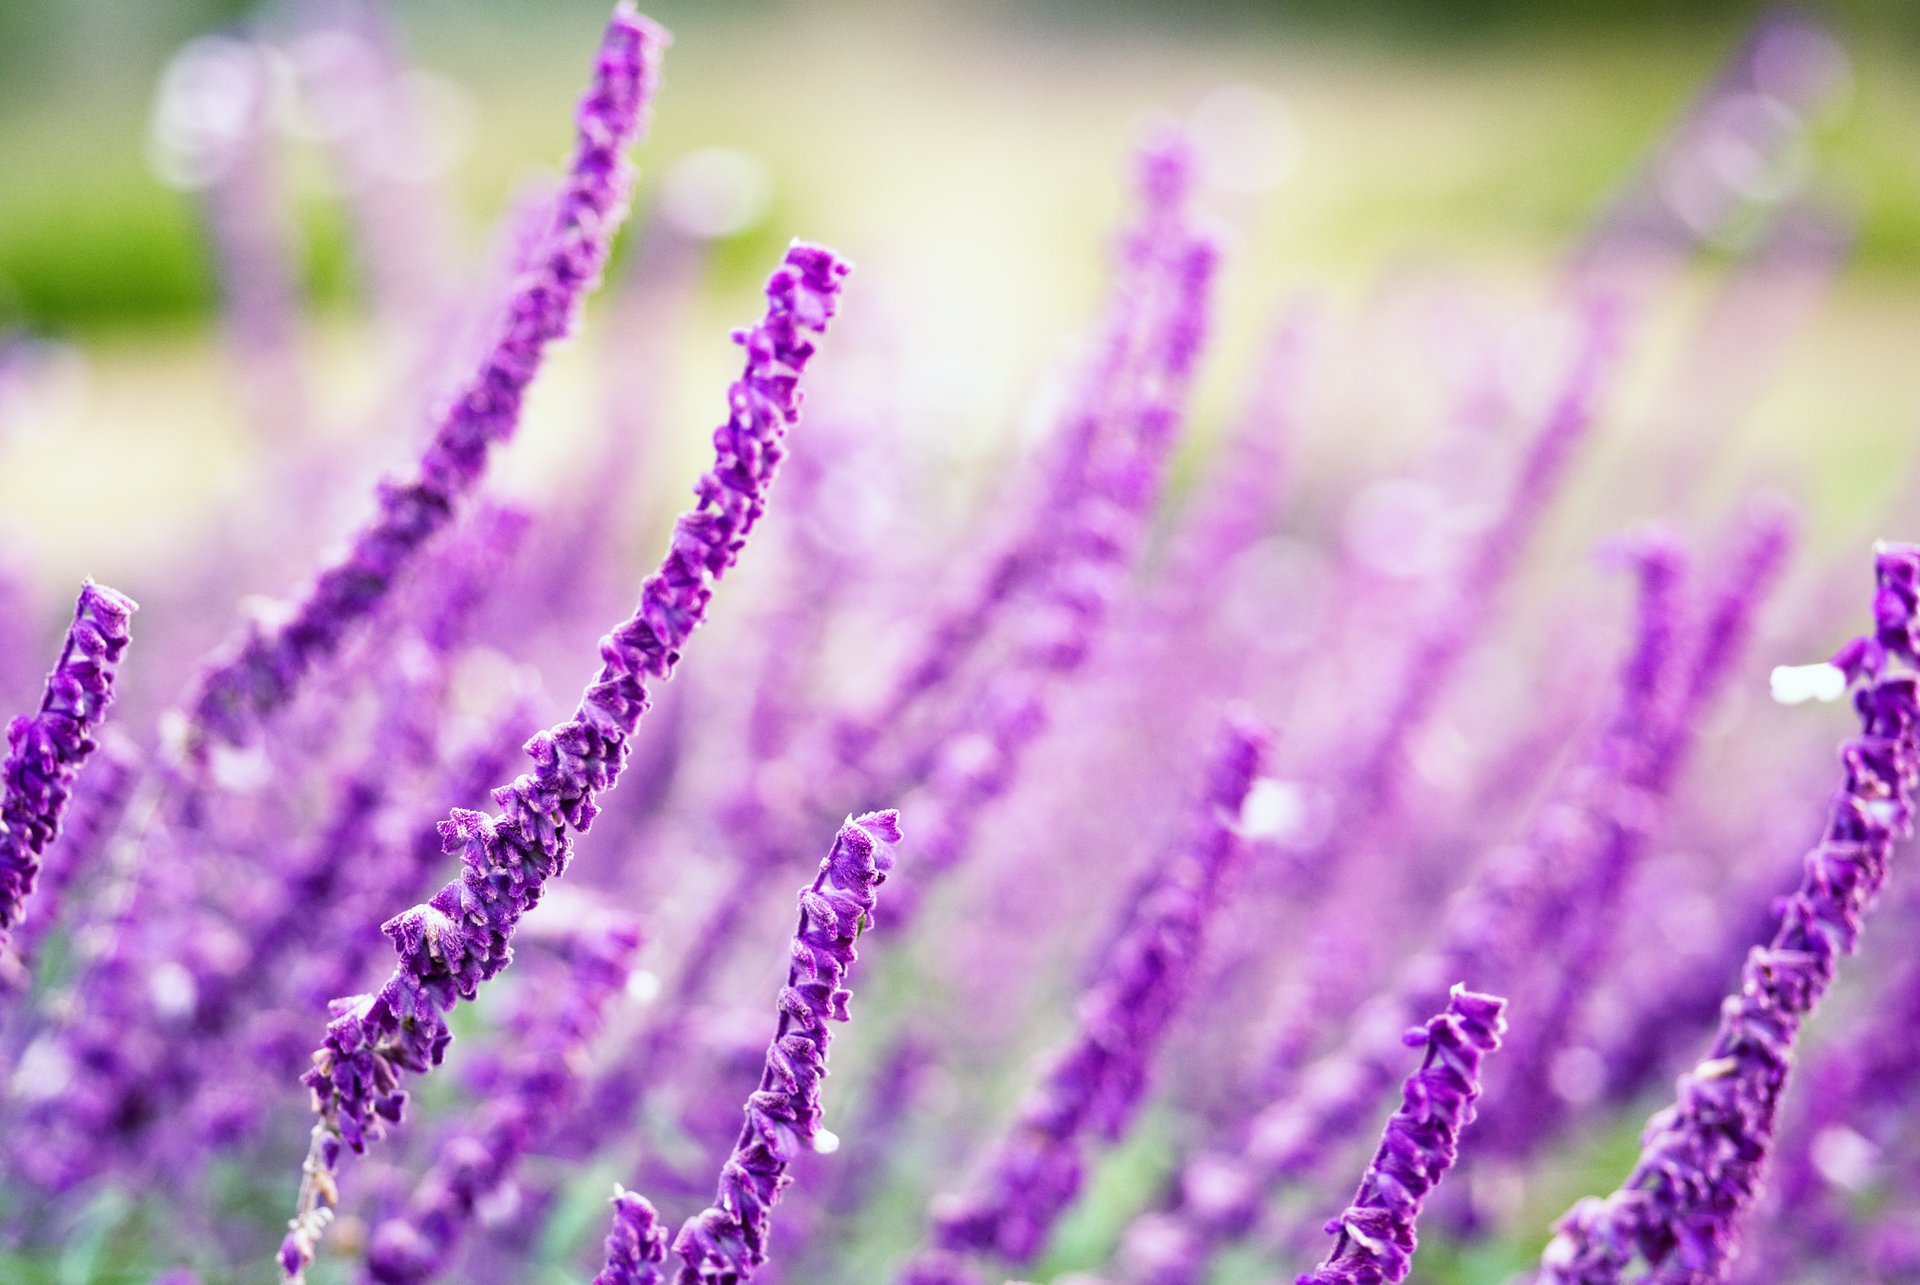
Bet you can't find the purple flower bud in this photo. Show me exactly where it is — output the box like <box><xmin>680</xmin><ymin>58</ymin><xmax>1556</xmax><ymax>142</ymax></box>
<box><xmin>0</xmin><ymin>580</ymin><xmax>136</xmax><ymax>949</ymax></box>
<box><xmin>1295</xmin><ymin>986</ymin><xmax>1507</xmax><ymax>1285</ymax></box>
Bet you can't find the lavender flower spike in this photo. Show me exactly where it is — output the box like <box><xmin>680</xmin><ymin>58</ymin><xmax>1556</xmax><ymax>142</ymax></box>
<box><xmin>281</xmin><ymin>240</ymin><xmax>850</xmax><ymax>1282</ymax></box>
<box><xmin>1538</xmin><ymin>541</ymin><xmax>1920</xmax><ymax>1284</ymax></box>
<box><xmin>176</xmin><ymin>2</ymin><xmax>666</xmax><ymax>764</ymax></box>
<box><xmin>0</xmin><ymin>580</ymin><xmax>136</xmax><ymax>947</ymax></box>
<box><xmin>598</xmin><ymin>1186</ymin><xmax>671</xmax><ymax>1285</ymax></box>
<box><xmin>1297</xmin><ymin>986</ymin><xmax>1507</xmax><ymax>1285</ymax></box>
<box><xmin>660</xmin><ymin>810</ymin><xmax>902</xmax><ymax>1285</ymax></box>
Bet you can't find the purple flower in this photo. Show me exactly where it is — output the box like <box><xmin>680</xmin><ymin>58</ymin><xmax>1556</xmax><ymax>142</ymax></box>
<box><xmin>653</xmin><ymin>810</ymin><xmax>902</xmax><ymax>1285</ymax></box>
<box><xmin>906</xmin><ymin>712</ymin><xmax>1271</xmax><ymax>1274</ymax></box>
<box><xmin>597</xmin><ymin>1186</ymin><xmax>671</xmax><ymax>1285</ymax></box>
<box><xmin>281</xmin><ymin>238</ymin><xmax>851</xmax><ymax>1281</ymax></box>
<box><xmin>1295</xmin><ymin>985</ymin><xmax>1507</xmax><ymax>1285</ymax></box>
<box><xmin>176</xmin><ymin>1</ymin><xmax>667</xmax><ymax>764</ymax></box>
<box><xmin>0</xmin><ymin>580</ymin><xmax>137</xmax><ymax>948</ymax></box>
<box><xmin>1538</xmin><ymin>541</ymin><xmax>1920</xmax><ymax>1283</ymax></box>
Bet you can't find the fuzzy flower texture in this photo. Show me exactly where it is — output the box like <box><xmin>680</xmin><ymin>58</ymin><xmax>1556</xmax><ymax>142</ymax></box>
<box><xmin>0</xmin><ymin>580</ymin><xmax>136</xmax><ymax>947</ymax></box>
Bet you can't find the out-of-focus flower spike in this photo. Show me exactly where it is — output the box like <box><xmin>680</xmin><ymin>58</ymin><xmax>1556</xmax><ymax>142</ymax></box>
<box><xmin>645</xmin><ymin>811</ymin><xmax>900</xmax><ymax>1285</ymax></box>
<box><xmin>1538</xmin><ymin>542</ymin><xmax>1920</xmax><ymax>1284</ymax></box>
<box><xmin>1572</xmin><ymin>10</ymin><xmax>1847</xmax><ymax>290</ymax></box>
<box><xmin>596</xmin><ymin>1186</ymin><xmax>671</xmax><ymax>1285</ymax></box>
<box><xmin>0</xmin><ymin>581</ymin><xmax>137</xmax><ymax>950</ymax></box>
<box><xmin>1153</xmin><ymin>303</ymin><xmax>1318</xmax><ymax>618</ymax></box>
<box><xmin>1484</xmin><ymin>501</ymin><xmax>1795</xmax><ymax>1155</ymax></box>
<box><xmin>900</xmin><ymin>194</ymin><xmax>1219</xmax><ymax>893</ymax></box>
<box><xmin>827</xmin><ymin>124</ymin><xmax>1200</xmax><ymax>776</ymax></box>
<box><xmin>904</xmin><ymin>713</ymin><xmax>1271</xmax><ymax>1277</ymax></box>
<box><xmin>1234</xmin><ymin>291</ymin><xmax>1625</xmax><ymax>1133</ymax></box>
<box><xmin>281</xmin><ymin>235</ymin><xmax>848</xmax><ymax>1281</ymax></box>
<box><xmin>1293</xmin><ymin>986</ymin><xmax>1506</xmax><ymax>1285</ymax></box>
<box><xmin>174</xmin><ymin>3</ymin><xmax>667</xmax><ymax>768</ymax></box>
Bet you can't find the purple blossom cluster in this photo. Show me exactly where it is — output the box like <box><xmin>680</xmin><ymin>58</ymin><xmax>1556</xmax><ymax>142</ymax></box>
<box><xmin>4</xmin><ymin>6</ymin><xmax>1920</xmax><ymax>1285</ymax></box>
<box><xmin>0</xmin><ymin>582</ymin><xmax>136</xmax><ymax>952</ymax></box>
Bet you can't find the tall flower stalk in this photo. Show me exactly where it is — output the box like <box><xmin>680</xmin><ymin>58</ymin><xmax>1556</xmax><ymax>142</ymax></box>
<box><xmin>280</xmin><ymin>238</ymin><xmax>850</xmax><ymax>1280</ymax></box>
<box><xmin>1538</xmin><ymin>541</ymin><xmax>1920</xmax><ymax>1283</ymax></box>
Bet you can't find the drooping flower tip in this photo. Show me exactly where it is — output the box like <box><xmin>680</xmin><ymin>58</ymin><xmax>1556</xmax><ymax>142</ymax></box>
<box><xmin>76</xmin><ymin>578</ymin><xmax>138</xmax><ymax>633</ymax></box>
<box><xmin>1420</xmin><ymin>983</ymin><xmax>1509</xmax><ymax>1055</ymax></box>
<box><xmin>780</xmin><ymin>239</ymin><xmax>854</xmax><ymax>316</ymax></box>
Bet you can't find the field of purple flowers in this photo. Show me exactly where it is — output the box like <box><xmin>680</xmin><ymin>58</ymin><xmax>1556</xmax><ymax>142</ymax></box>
<box><xmin>6</xmin><ymin>3</ymin><xmax>1920</xmax><ymax>1283</ymax></box>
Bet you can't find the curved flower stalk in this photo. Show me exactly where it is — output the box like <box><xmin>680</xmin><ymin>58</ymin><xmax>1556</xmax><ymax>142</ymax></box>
<box><xmin>280</xmin><ymin>239</ymin><xmax>850</xmax><ymax>1281</ymax></box>
<box><xmin>1295</xmin><ymin>986</ymin><xmax>1507</xmax><ymax>1285</ymax></box>
<box><xmin>598</xmin><ymin>1186</ymin><xmax>672</xmax><ymax>1285</ymax></box>
<box><xmin>902</xmin><ymin>712</ymin><xmax>1270</xmax><ymax>1280</ymax></box>
<box><xmin>604</xmin><ymin>810</ymin><xmax>900</xmax><ymax>1285</ymax></box>
<box><xmin>363</xmin><ymin>910</ymin><xmax>642</xmax><ymax>1284</ymax></box>
<box><xmin>0</xmin><ymin>581</ymin><xmax>137</xmax><ymax>949</ymax></box>
<box><xmin>1537</xmin><ymin>542</ymin><xmax>1920</xmax><ymax>1284</ymax></box>
<box><xmin>174</xmin><ymin>3</ymin><xmax>666</xmax><ymax>765</ymax></box>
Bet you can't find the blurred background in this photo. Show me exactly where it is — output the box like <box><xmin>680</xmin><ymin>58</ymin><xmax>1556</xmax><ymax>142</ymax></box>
<box><xmin>6</xmin><ymin>0</ymin><xmax>1920</xmax><ymax>597</ymax></box>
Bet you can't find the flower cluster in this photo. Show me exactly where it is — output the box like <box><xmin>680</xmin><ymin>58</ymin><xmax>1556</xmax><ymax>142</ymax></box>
<box><xmin>0</xmin><ymin>581</ymin><xmax>136</xmax><ymax>950</ymax></box>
